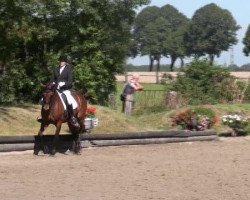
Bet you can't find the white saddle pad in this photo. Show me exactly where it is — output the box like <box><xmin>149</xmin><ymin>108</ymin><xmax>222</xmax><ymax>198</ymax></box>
<box><xmin>57</xmin><ymin>90</ymin><xmax>78</xmax><ymax>110</ymax></box>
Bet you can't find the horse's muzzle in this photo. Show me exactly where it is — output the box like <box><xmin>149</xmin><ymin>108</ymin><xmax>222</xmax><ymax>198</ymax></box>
<box><xmin>43</xmin><ymin>104</ymin><xmax>50</xmax><ymax>111</ymax></box>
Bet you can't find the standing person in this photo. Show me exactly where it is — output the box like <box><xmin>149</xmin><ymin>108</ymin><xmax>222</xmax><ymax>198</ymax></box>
<box><xmin>37</xmin><ymin>55</ymin><xmax>79</xmax><ymax>127</ymax></box>
<box><xmin>120</xmin><ymin>73</ymin><xmax>143</xmax><ymax>115</ymax></box>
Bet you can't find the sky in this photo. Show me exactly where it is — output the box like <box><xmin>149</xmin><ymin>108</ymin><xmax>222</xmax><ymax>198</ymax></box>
<box><xmin>127</xmin><ymin>0</ymin><xmax>250</xmax><ymax>67</ymax></box>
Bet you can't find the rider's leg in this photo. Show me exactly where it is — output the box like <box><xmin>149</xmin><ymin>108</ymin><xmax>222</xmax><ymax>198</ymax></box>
<box><xmin>61</xmin><ymin>90</ymin><xmax>79</xmax><ymax>127</ymax></box>
<box><xmin>67</xmin><ymin>104</ymin><xmax>79</xmax><ymax>127</ymax></box>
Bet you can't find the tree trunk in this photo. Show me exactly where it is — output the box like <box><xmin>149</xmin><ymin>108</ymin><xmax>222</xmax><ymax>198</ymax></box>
<box><xmin>180</xmin><ymin>57</ymin><xmax>184</xmax><ymax>68</ymax></box>
<box><xmin>24</xmin><ymin>41</ymin><xmax>29</xmax><ymax>63</ymax></box>
<box><xmin>0</xmin><ymin>60</ymin><xmax>6</xmax><ymax>75</ymax></box>
<box><xmin>0</xmin><ymin>64</ymin><xmax>4</xmax><ymax>75</ymax></box>
<box><xmin>209</xmin><ymin>54</ymin><xmax>214</xmax><ymax>65</ymax></box>
<box><xmin>156</xmin><ymin>58</ymin><xmax>160</xmax><ymax>83</ymax></box>
<box><xmin>149</xmin><ymin>55</ymin><xmax>154</xmax><ymax>71</ymax></box>
<box><xmin>170</xmin><ymin>55</ymin><xmax>177</xmax><ymax>72</ymax></box>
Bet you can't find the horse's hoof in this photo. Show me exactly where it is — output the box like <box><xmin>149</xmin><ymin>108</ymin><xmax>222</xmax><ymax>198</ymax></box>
<box><xmin>64</xmin><ymin>149</ymin><xmax>74</xmax><ymax>155</ymax></box>
<box><xmin>43</xmin><ymin>146</ymin><xmax>49</xmax><ymax>154</ymax></box>
<box><xmin>50</xmin><ymin>149</ymin><xmax>56</xmax><ymax>156</ymax></box>
<box><xmin>34</xmin><ymin>150</ymin><xmax>48</xmax><ymax>156</ymax></box>
<box><xmin>74</xmin><ymin>148</ymin><xmax>82</xmax><ymax>155</ymax></box>
<box><xmin>49</xmin><ymin>152</ymin><xmax>56</xmax><ymax>157</ymax></box>
<box><xmin>33</xmin><ymin>149</ymin><xmax>39</xmax><ymax>155</ymax></box>
<box><xmin>74</xmin><ymin>151</ymin><xmax>81</xmax><ymax>155</ymax></box>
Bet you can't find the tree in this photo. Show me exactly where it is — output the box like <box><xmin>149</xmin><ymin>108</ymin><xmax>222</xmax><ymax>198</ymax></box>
<box><xmin>0</xmin><ymin>0</ymin><xmax>150</xmax><ymax>104</ymax></box>
<box><xmin>72</xmin><ymin>0</ymin><xmax>150</xmax><ymax>104</ymax></box>
<box><xmin>185</xmin><ymin>3</ymin><xmax>240</xmax><ymax>64</ymax></box>
<box><xmin>239</xmin><ymin>63</ymin><xmax>250</xmax><ymax>71</ymax></box>
<box><xmin>243</xmin><ymin>25</ymin><xmax>250</xmax><ymax>56</ymax></box>
<box><xmin>133</xmin><ymin>6</ymin><xmax>161</xmax><ymax>71</ymax></box>
<box><xmin>160</xmin><ymin>5</ymin><xmax>189</xmax><ymax>71</ymax></box>
<box><xmin>133</xmin><ymin>4</ymin><xmax>189</xmax><ymax>72</ymax></box>
<box><xmin>173</xmin><ymin>59</ymin><xmax>237</xmax><ymax>104</ymax></box>
<box><xmin>140</xmin><ymin>17</ymin><xmax>170</xmax><ymax>72</ymax></box>
<box><xmin>0</xmin><ymin>0</ymin><xmax>34</xmax><ymax>103</ymax></box>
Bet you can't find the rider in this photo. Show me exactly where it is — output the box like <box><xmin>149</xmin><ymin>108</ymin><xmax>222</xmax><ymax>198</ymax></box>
<box><xmin>37</xmin><ymin>55</ymin><xmax>79</xmax><ymax>127</ymax></box>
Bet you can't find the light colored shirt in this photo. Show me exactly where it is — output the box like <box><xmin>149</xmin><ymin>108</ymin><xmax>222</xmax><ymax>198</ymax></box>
<box><xmin>59</xmin><ymin>65</ymin><xmax>66</xmax><ymax>74</ymax></box>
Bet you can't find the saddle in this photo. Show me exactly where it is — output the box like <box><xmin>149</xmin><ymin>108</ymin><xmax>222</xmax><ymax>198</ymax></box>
<box><xmin>57</xmin><ymin>90</ymin><xmax>78</xmax><ymax>110</ymax></box>
<box><xmin>57</xmin><ymin>90</ymin><xmax>79</xmax><ymax>128</ymax></box>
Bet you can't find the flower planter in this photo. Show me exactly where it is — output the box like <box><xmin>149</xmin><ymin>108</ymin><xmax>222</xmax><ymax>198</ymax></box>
<box><xmin>84</xmin><ymin>117</ymin><xmax>98</xmax><ymax>130</ymax></box>
<box><xmin>222</xmin><ymin>114</ymin><xmax>249</xmax><ymax>137</ymax></box>
<box><xmin>231</xmin><ymin>129</ymin><xmax>247</xmax><ymax>137</ymax></box>
<box><xmin>173</xmin><ymin>108</ymin><xmax>217</xmax><ymax>131</ymax></box>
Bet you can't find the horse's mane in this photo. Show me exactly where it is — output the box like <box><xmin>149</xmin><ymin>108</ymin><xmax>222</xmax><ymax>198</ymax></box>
<box><xmin>42</xmin><ymin>82</ymin><xmax>56</xmax><ymax>92</ymax></box>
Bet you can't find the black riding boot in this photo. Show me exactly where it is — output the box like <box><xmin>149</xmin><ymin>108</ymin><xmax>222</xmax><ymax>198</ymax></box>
<box><xmin>67</xmin><ymin>104</ymin><xmax>79</xmax><ymax>128</ymax></box>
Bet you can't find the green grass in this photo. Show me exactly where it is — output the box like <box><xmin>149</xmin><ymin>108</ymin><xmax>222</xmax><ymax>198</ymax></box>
<box><xmin>1</xmin><ymin>83</ymin><xmax>250</xmax><ymax>136</ymax></box>
<box><xmin>1</xmin><ymin>102</ymin><xmax>250</xmax><ymax>135</ymax></box>
<box><xmin>0</xmin><ymin>103</ymin><xmax>169</xmax><ymax>135</ymax></box>
<box><xmin>0</xmin><ymin>83</ymin><xmax>169</xmax><ymax>135</ymax></box>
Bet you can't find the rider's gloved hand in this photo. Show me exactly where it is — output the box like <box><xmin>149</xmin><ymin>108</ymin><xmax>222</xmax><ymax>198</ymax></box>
<box><xmin>57</xmin><ymin>82</ymin><xmax>65</xmax><ymax>89</ymax></box>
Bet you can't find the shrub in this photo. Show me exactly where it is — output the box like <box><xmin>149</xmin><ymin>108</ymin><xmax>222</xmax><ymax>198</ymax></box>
<box><xmin>160</xmin><ymin>73</ymin><xmax>173</xmax><ymax>84</ymax></box>
<box><xmin>236</xmin><ymin>81</ymin><xmax>250</xmax><ymax>102</ymax></box>
<box><xmin>172</xmin><ymin>107</ymin><xmax>218</xmax><ymax>131</ymax></box>
<box><xmin>173</xmin><ymin>59</ymin><xmax>238</xmax><ymax>105</ymax></box>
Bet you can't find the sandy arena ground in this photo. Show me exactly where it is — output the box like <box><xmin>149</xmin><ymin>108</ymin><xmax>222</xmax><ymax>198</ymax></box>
<box><xmin>0</xmin><ymin>137</ymin><xmax>250</xmax><ymax>200</ymax></box>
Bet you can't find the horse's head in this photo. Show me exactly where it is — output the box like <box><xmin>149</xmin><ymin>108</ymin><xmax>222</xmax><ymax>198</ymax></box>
<box><xmin>41</xmin><ymin>82</ymin><xmax>56</xmax><ymax>111</ymax></box>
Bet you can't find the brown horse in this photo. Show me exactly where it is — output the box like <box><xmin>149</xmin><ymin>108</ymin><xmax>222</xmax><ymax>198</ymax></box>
<box><xmin>35</xmin><ymin>83</ymin><xmax>87</xmax><ymax>155</ymax></box>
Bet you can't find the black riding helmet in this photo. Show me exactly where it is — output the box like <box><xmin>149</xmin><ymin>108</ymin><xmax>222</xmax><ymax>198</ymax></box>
<box><xmin>58</xmin><ymin>55</ymin><xmax>68</xmax><ymax>62</ymax></box>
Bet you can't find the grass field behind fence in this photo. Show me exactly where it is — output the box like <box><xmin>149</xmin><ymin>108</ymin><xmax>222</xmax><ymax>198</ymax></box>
<box><xmin>1</xmin><ymin>82</ymin><xmax>250</xmax><ymax>135</ymax></box>
<box><xmin>115</xmin><ymin>82</ymin><xmax>167</xmax><ymax>112</ymax></box>
<box><xmin>2</xmin><ymin>102</ymin><xmax>250</xmax><ymax>135</ymax></box>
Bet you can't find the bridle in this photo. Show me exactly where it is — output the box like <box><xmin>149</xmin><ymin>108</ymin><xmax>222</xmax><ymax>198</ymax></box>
<box><xmin>41</xmin><ymin>83</ymin><xmax>56</xmax><ymax>111</ymax></box>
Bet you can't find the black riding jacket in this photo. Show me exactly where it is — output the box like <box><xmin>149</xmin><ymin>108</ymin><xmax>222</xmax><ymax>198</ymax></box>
<box><xmin>50</xmin><ymin>64</ymin><xmax>73</xmax><ymax>90</ymax></box>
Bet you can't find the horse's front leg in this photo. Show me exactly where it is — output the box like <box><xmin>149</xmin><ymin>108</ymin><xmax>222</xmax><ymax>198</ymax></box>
<box><xmin>73</xmin><ymin>132</ymin><xmax>81</xmax><ymax>154</ymax></box>
<box><xmin>51</xmin><ymin>122</ymin><xmax>62</xmax><ymax>155</ymax></box>
<box><xmin>75</xmin><ymin>118</ymin><xmax>85</xmax><ymax>154</ymax></box>
<box><xmin>78</xmin><ymin>118</ymin><xmax>85</xmax><ymax>134</ymax></box>
<box><xmin>68</xmin><ymin>121</ymin><xmax>82</xmax><ymax>154</ymax></box>
<box><xmin>34</xmin><ymin>123</ymin><xmax>49</xmax><ymax>155</ymax></box>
